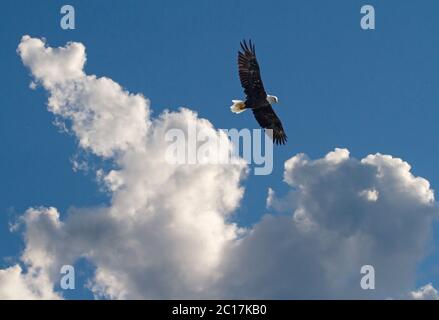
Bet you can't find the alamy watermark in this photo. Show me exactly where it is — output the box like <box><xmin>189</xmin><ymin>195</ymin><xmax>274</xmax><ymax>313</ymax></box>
<box><xmin>360</xmin><ymin>265</ymin><xmax>375</xmax><ymax>290</ymax></box>
<box><xmin>60</xmin><ymin>5</ymin><xmax>75</xmax><ymax>30</ymax></box>
<box><xmin>361</xmin><ymin>5</ymin><xmax>375</xmax><ymax>30</ymax></box>
<box><xmin>60</xmin><ymin>265</ymin><xmax>75</xmax><ymax>290</ymax></box>
<box><xmin>164</xmin><ymin>124</ymin><xmax>274</xmax><ymax>176</ymax></box>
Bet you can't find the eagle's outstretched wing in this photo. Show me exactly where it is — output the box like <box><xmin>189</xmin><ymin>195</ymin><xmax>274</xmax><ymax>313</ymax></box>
<box><xmin>238</xmin><ymin>40</ymin><xmax>267</xmax><ymax>104</ymax></box>
<box><xmin>252</xmin><ymin>106</ymin><xmax>288</xmax><ymax>145</ymax></box>
<box><xmin>238</xmin><ymin>39</ymin><xmax>287</xmax><ymax>145</ymax></box>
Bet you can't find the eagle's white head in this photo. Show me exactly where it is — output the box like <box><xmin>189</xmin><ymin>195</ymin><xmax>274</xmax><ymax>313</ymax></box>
<box><xmin>267</xmin><ymin>95</ymin><xmax>279</xmax><ymax>104</ymax></box>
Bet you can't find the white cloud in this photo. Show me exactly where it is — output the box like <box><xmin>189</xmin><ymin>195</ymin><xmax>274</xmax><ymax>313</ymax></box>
<box><xmin>0</xmin><ymin>265</ymin><xmax>59</xmax><ymax>300</ymax></box>
<box><xmin>409</xmin><ymin>283</ymin><xmax>439</xmax><ymax>300</ymax></box>
<box><xmin>17</xmin><ymin>35</ymin><xmax>150</xmax><ymax>158</ymax></box>
<box><xmin>6</xmin><ymin>36</ymin><xmax>246</xmax><ymax>299</ymax></box>
<box><xmin>359</xmin><ymin>189</ymin><xmax>379</xmax><ymax>202</ymax></box>
<box><xmin>1</xmin><ymin>36</ymin><xmax>437</xmax><ymax>299</ymax></box>
<box><xmin>219</xmin><ymin>149</ymin><xmax>437</xmax><ymax>299</ymax></box>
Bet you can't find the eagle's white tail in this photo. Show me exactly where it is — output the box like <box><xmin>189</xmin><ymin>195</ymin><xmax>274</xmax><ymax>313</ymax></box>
<box><xmin>230</xmin><ymin>100</ymin><xmax>247</xmax><ymax>114</ymax></box>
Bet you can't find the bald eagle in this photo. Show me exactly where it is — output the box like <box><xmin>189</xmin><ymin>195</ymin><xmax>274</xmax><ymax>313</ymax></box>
<box><xmin>231</xmin><ymin>40</ymin><xmax>287</xmax><ymax>145</ymax></box>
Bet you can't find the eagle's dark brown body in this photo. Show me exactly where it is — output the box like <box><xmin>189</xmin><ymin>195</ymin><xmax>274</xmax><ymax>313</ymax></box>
<box><xmin>237</xmin><ymin>40</ymin><xmax>287</xmax><ymax>145</ymax></box>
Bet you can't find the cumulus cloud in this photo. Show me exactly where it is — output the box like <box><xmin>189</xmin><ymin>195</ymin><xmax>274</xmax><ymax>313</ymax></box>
<box><xmin>1</xmin><ymin>36</ymin><xmax>437</xmax><ymax>299</ymax></box>
<box><xmin>17</xmin><ymin>35</ymin><xmax>150</xmax><ymax>158</ymax></box>
<box><xmin>0</xmin><ymin>265</ymin><xmax>59</xmax><ymax>300</ymax></box>
<box><xmin>217</xmin><ymin>149</ymin><xmax>437</xmax><ymax>299</ymax></box>
<box><xmin>7</xmin><ymin>35</ymin><xmax>246</xmax><ymax>299</ymax></box>
<box><xmin>409</xmin><ymin>283</ymin><xmax>439</xmax><ymax>300</ymax></box>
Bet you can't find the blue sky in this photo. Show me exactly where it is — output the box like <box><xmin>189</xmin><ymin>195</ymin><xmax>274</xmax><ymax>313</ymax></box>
<box><xmin>1</xmin><ymin>0</ymin><xmax>439</xmax><ymax>299</ymax></box>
